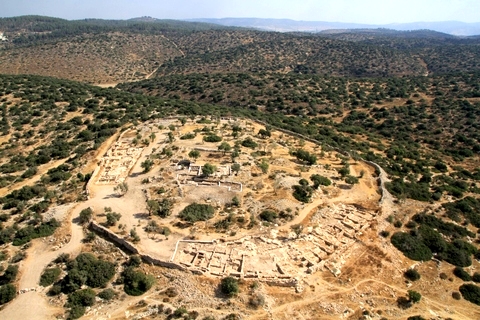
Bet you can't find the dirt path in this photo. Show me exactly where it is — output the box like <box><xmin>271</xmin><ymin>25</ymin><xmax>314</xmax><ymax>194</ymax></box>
<box><xmin>0</xmin><ymin>129</ymin><xmax>127</xmax><ymax>319</ymax></box>
<box><xmin>0</xmin><ymin>204</ymin><xmax>86</xmax><ymax>320</ymax></box>
<box><xmin>280</xmin><ymin>161</ymin><xmax>379</xmax><ymax>232</ymax></box>
<box><xmin>87</xmin><ymin>128</ymin><xmax>186</xmax><ymax>260</ymax></box>
<box><xmin>160</xmin><ymin>35</ymin><xmax>185</xmax><ymax>57</ymax></box>
<box><xmin>145</xmin><ymin>66</ymin><xmax>160</xmax><ymax>80</ymax></box>
<box><xmin>280</xmin><ymin>197</ymin><xmax>324</xmax><ymax>231</ymax></box>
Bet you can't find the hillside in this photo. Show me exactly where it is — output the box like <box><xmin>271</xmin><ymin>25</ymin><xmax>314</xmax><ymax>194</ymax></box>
<box><xmin>189</xmin><ymin>17</ymin><xmax>480</xmax><ymax>36</ymax></box>
<box><xmin>0</xmin><ymin>32</ymin><xmax>183</xmax><ymax>84</ymax></box>
<box><xmin>0</xmin><ymin>75</ymin><xmax>478</xmax><ymax>320</ymax></box>
<box><xmin>0</xmin><ymin>16</ymin><xmax>480</xmax><ymax>320</ymax></box>
<box><xmin>1</xmin><ymin>16</ymin><xmax>480</xmax><ymax>84</ymax></box>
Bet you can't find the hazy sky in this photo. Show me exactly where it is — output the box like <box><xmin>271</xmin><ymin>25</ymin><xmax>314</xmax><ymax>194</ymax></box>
<box><xmin>2</xmin><ymin>0</ymin><xmax>480</xmax><ymax>24</ymax></box>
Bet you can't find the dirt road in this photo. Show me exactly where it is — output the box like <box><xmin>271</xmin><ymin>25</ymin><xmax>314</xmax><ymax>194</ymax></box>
<box><xmin>0</xmin><ymin>204</ymin><xmax>86</xmax><ymax>320</ymax></box>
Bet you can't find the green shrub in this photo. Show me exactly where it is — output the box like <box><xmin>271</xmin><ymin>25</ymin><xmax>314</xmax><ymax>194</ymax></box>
<box><xmin>121</xmin><ymin>267</ymin><xmax>154</xmax><ymax>296</ymax></box>
<box><xmin>48</xmin><ymin>284</ymin><xmax>62</xmax><ymax>296</ymax></box>
<box><xmin>391</xmin><ymin>232</ymin><xmax>432</xmax><ymax>261</ymax></box>
<box><xmin>472</xmin><ymin>272</ymin><xmax>480</xmax><ymax>283</ymax></box>
<box><xmin>460</xmin><ymin>283</ymin><xmax>480</xmax><ymax>305</ymax></box>
<box><xmin>220</xmin><ymin>277</ymin><xmax>239</xmax><ymax>297</ymax></box>
<box><xmin>98</xmin><ymin>288</ymin><xmax>116</xmax><ymax>300</ymax></box>
<box><xmin>173</xmin><ymin>307</ymin><xmax>188</xmax><ymax>317</ymax></box>
<box><xmin>412</xmin><ymin>213</ymin><xmax>474</xmax><ymax>238</ymax></box>
<box><xmin>379</xmin><ymin>230</ymin><xmax>390</xmax><ymax>238</ymax></box>
<box><xmin>405</xmin><ymin>221</ymin><xmax>417</xmax><ymax>229</ymax></box>
<box><xmin>408</xmin><ymin>290</ymin><xmax>421</xmax><ymax>303</ymax></box>
<box><xmin>12</xmin><ymin>218</ymin><xmax>60</xmax><ymax>246</ymax></box>
<box><xmin>61</xmin><ymin>253</ymin><xmax>115</xmax><ymax>293</ymax></box>
<box><xmin>66</xmin><ymin>288</ymin><xmax>95</xmax><ymax>319</ymax></box>
<box><xmin>68</xmin><ymin>305</ymin><xmax>86</xmax><ymax>320</ymax></box>
<box><xmin>0</xmin><ymin>284</ymin><xmax>16</xmax><ymax>305</ymax></box>
<box><xmin>440</xmin><ymin>243</ymin><xmax>473</xmax><ymax>267</ymax></box>
<box><xmin>214</xmin><ymin>214</ymin><xmax>235</xmax><ymax>230</ymax></box>
<box><xmin>416</xmin><ymin>225</ymin><xmax>448</xmax><ymax>253</ymax></box>
<box><xmin>54</xmin><ymin>253</ymin><xmax>70</xmax><ymax>263</ymax></box>
<box><xmin>180</xmin><ymin>133</ymin><xmax>196</xmax><ymax>140</ymax></box>
<box><xmin>179</xmin><ymin>203</ymin><xmax>215</xmax><ymax>222</ymax></box>
<box><xmin>140</xmin><ymin>159</ymin><xmax>154</xmax><ymax>172</ymax></box>
<box><xmin>40</xmin><ymin>267</ymin><xmax>61</xmax><ymax>286</ymax></box>
<box><xmin>292</xmin><ymin>149</ymin><xmax>317</xmax><ymax>165</ymax></box>
<box><xmin>259</xmin><ymin>210</ymin><xmax>278</xmax><ymax>222</ymax></box>
<box><xmin>443</xmin><ymin>197</ymin><xmax>480</xmax><ymax>228</ymax></box>
<box><xmin>407</xmin><ymin>316</ymin><xmax>426</xmax><ymax>320</ymax></box>
<box><xmin>83</xmin><ymin>232</ymin><xmax>96</xmax><ymax>243</ymax></box>
<box><xmin>201</xmin><ymin>163</ymin><xmax>216</xmax><ymax>177</ymax></box>
<box><xmin>0</xmin><ymin>264</ymin><xmax>18</xmax><ymax>285</ymax></box>
<box><xmin>203</xmin><ymin>134</ymin><xmax>222</xmax><ymax>143</ymax></box>
<box><xmin>404</xmin><ymin>269</ymin><xmax>421</xmax><ymax>281</ymax></box>
<box><xmin>105</xmin><ymin>212</ymin><xmax>122</xmax><ymax>227</ymax></box>
<box><xmin>147</xmin><ymin>199</ymin><xmax>173</xmax><ymax>218</ymax></box>
<box><xmin>310</xmin><ymin>174</ymin><xmax>331</xmax><ymax>188</ymax></box>
<box><xmin>345</xmin><ymin>175</ymin><xmax>359</xmax><ymax>185</ymax></box>
<box><xmin>453</xmin><ymin>267</ymin><xmax>472</xmax><ymax>281</ymax></box>
<box><xmin>292</xmin><ymin>181</ymin><xmax>313</xmax><ymax>203</ymax></box>
<box><xmin>241</xmin><ymin>137</ymin><xmax>258</xmax><ymax>149</ymax></box>
<box><xmin>386</xmin><ymin>179</ymin><xmax>431</xmax><ymax>201</ymax></box>
<box><xmin>67</xmin><ymin>288</ymin><xmax>96</xmax><ymax>308</ymax></box>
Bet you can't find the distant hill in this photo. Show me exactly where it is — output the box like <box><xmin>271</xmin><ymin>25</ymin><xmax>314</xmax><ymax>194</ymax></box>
<box><xmin>188</xmin><ymin>18</ymin><xmax>480</xmax><ymax>36</ymax></box>
<box><xmin>1</xmin><ymin>15</ymin><xmax>480</xmax><ymax>83</ymax></box>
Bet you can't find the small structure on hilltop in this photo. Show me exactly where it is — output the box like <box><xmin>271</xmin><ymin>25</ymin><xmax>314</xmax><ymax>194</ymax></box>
<box><xmin>176</xmin><ymin>160</ymin><xmax>242</xmax><ymax>192</ymax></box>
<box><xmin>0</xmin><ymin>32</ymin><xmax>8</xmax><ymax>41</ymax></box>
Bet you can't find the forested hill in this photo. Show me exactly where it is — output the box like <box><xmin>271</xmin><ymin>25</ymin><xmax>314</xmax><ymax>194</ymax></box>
<box><xmin>0</xmin><ymin>15</ymin><xmax>229</xmax><ymax>42</ymax></box>
<box><xmin>1</xmin><ymin>16</ymin><xmax>480</xmax><ymax>83</ymax></box>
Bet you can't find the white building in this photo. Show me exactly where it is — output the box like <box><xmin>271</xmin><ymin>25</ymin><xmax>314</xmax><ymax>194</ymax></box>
<box><xmin>0</xmin><ymin>33</ymin><xmax>8</xmax><ymax>41</ymax></box>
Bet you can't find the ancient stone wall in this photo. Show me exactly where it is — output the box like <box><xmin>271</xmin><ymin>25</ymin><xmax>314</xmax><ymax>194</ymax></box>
<box><xmin>89</xmin><ymin>222</ymin><xmax>139</xmax><ymax>254</ymax></box>
<box><xmin>89</xmin><ymin>222</ymin><xmax>186</xmax><ymax>270</ymax></box>
<box><xmin>141</xmin><ymin>254</ymin><xmax>186</xmax><ymax>271</ymax></box>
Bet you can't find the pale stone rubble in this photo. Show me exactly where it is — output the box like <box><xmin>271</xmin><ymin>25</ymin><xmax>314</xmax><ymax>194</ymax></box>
<box><xmin>171</xmin><ymin>203</ymin><xmax>376</xmax><ymax>286</ymax></box>
<box><xmin>176</xmin><ymin>162</ymin><xmax>242</xmax><ymax>192</ymax></box>
<box><xmin>89</xmin><ymin>120</ymin><xmax>379</xmax><ymax>290</ymax></box>
<box><xmin>96</xmin><ymin>130</ymin><xmax>144</xmax><ymax>185</ymax></box>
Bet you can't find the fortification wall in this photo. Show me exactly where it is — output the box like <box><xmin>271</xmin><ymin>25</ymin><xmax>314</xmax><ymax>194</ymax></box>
<box><xmin>89</xmin><ymin>222</ymin><xmax>139</xmax><ymax>254</ymax></box>
<box><xmin>89</xmin><ymin>222</ymin><xmax>185</xmax><ymax>270</ymax></box>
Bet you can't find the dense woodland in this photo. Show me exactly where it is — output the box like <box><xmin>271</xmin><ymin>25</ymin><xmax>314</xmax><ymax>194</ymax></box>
<box><xmin>0</xmin><ymin>15</ymin><xmax>480</xmax><ymax>309</ymax></box>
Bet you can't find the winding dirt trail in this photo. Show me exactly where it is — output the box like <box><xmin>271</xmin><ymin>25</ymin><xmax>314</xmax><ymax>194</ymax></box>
<box><xmin>0</xmin><ymin>127</ymin><xmax>127</xmax><ymax>319</ymax></box>
<box><xmin>0</xmin><ymin>204</ymin><xmax>86</xmax><ymax>320</ymax></box>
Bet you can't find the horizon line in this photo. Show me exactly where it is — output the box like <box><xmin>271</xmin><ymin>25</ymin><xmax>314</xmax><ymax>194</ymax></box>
<box><xmin>0</xmin><ymin>14</ymin><xmax>479</xmax><ymax>25</ymax></box>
